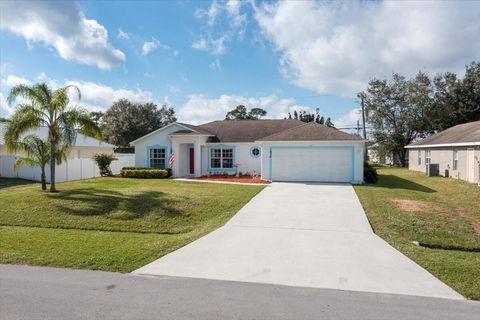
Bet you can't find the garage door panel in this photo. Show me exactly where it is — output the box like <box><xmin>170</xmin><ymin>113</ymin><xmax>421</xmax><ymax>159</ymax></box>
<box><xmin>271</xmin><ymin>148</ymin><xmax>352</xmax><ymax>182</ymax></box>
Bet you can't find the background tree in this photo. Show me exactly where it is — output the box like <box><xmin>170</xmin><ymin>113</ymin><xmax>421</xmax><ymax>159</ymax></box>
<box><xmin>0</xmin><ymin>117</ymin><xmax>9</xmax><ymax>123</ymax></box>
<box><xmin>6</xmin><ymin>135</ymin><xmax>66</xmax><ymax>191</ymax></box>
<box><xmin>225</xmin><ymin>105</ymin><xmax>268</xmax><ymax>120</ymax></box>
<box><xmin>362</xmin><ymin>72</ymin><xmax>432</xmax><ymax>166</ymax></box>
<box><xmin>6</xmin><ymin>83</ymin><xmax>100</xmax><ymax>192</ymax></box>
<box><xmin>89</xmin><ymin>111</ymin><xmax>105</xmax><ymax>127</ymax></box>
<box><xmin>431</xmin><ymin>62</ymin><xmax>480</xmax><ymax>130</ymax></box>
<box><xmin>102</xmin><ymin>99</ymin><xmax>177</xmax><ymax>147</ymax></box>
<box><xmin>287</xmin><ymin>108</ymin><xmax>335</xmax><ymax>127</ymax></box>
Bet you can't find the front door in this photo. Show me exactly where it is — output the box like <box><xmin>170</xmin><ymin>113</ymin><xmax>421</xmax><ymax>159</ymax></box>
<box><xmin>189</xmin><ymin>147</ymin><xmax>195</xmax><ymax>174</ymax></box>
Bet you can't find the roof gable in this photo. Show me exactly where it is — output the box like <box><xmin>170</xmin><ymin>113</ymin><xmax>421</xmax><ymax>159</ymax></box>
<box><xmin>258</xmin><ymin>122</ymin><xmax>363</xmax><ymax>141</ymax></box>
<box><xmin>129</xmin><ymin>122</ymin><xmax>212</xmax><ymax>145</ymax></box>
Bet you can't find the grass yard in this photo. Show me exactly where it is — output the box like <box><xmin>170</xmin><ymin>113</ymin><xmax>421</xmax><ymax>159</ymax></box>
<box><xmin>354</xmin><ymin>167</ymin><xmax>480</xmax><ymax>300</ymax></box>
<box><xmin>0</xmin><ymin>177</ymin><xmax>263</xmax><ymax>272</ymax></box>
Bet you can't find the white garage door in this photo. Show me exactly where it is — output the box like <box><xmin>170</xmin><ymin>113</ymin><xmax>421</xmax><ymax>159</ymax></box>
<box><xmin>271</xmin><ymin>147</ymin><xmax>353</xmax><ymax>182</ymax></box>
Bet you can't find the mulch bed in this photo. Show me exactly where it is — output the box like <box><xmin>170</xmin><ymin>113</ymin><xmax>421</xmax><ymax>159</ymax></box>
<box><xmin>193</xmin><ymin>176</ymin><xmax>271</xmax><ymax>184</ymax></box>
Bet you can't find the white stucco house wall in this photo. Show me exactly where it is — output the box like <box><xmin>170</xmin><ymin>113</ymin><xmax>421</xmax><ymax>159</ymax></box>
<box><xmin>0</xmin><ymin>123</ymin><xmax>133</xmax><ymax>182</ymax></box>
<box><xmin>131</xmin><ymin>120</ymin><xmax>365</xmax><ymax>183</ymax></box>
<box><xmin>406</xmin><ymin>120</ymin><xmax>480</xmax><ymax>184</ymax></box>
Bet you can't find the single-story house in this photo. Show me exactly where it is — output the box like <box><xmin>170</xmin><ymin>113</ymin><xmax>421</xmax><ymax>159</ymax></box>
<box><xmin>405</xmin><ymin>120</ymin><xmax>480</xmax><ymax>183</ymax></box>
<box><xmin>0</xmin><ymin>123</ymin><xmax>115</xmax><ymax>159</ymax></box>
<box><xmin>0</xmin><ymin>122</ymin><xmax>128</xmax><ymax>182</ymax></box>
<box><xmin>130</xmin><ymin>120</ymin><xmax>365</xmax><ymax>183</ymax></box>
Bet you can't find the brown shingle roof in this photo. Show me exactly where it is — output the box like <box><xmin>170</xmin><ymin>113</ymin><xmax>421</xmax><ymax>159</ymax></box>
<box><xmin>407</xmin><ymin>121</ymin><xmax>480</xmax><ymax>147</ymax></box>
<box><xmin>176</xmin><ymin>122</ymin><xmax>213</xmax><ymax>135</ymax></box>
<box><xmin>258</xmin><ymin>122</ymin><xmax>363</xmax><ymax>141</ymax></box>
<box><xmin>197</xmin><ymin>119</ymin><xmax>304</xmax><ymax>142</ymax></box>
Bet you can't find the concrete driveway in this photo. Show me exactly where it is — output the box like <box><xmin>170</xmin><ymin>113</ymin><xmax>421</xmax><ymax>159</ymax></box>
<box><xmin>133</xmin><ymin>183</ymin><xmax>463</xmax><ymax>299</ymax></box>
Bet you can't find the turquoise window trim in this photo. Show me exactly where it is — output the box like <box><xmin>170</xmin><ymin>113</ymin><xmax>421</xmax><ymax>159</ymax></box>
<box><xmin>207</xmin><ymin>144</ymin><xmax>237</xmax><ymax>172</ymax></box>
<box><xmin>268</xmin><ymin>145</ymin><xmax>355</xmax><ymax>182</ymax></box>
<box><xmin>249</xmin><ymin>145</ymin><xmax>261</xmax><ymax>159</ymax></box>
<box><xmin>146</xmin><ymin>144</ymin><xmax>169</xmax><ymax>168</ymax></box>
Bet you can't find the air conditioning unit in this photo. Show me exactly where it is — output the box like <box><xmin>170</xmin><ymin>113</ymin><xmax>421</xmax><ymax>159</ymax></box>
<box><xmin>426</xmin><ymin>163</ymin><xmax>439</xmax><ymax>177</ymax></box>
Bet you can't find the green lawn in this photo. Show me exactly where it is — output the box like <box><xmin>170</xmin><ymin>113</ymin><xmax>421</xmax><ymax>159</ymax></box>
<box><xmin>0</xmin><ymin>177</ymin><xmax>263</xmax><ymax>272</ymax></box>
<box><xmin>354</xmin><ymin>167</ymin><xmax>480</xmax><ymax>300</ymax></box>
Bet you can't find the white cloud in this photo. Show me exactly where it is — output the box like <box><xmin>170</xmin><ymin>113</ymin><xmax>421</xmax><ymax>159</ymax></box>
<box><xmin>195</xmin><ymin>0</ymin><xmax>220</xmax><ymax>26</ymax></box>
<box><xmin>0</xmin><ymin>74</ymin><xmax>154</xmax><ymax>117</ymax></box>
<box><xmin>64</xmin><ymin>80</ymin><xmax>154</xmax><ymax>111</ymax></box>
<box><xmin>333</xmin><ymin>108</ymin><xmax>361</xmax><ymax>130</ymax></box>
<box><xmin>117</xmin><ymin>28</ymin><xmax>129</xmax><ymax>40</ymax></box>
<box><xmin>1</xmin><ymin>75</ymin><xmax>31</xmax><ymax>87</ymax></box>
<box><xmin>0</xmin><ymin>92</ymin><xmax>14</xmax><ymax>117</ymax></box>
<box><xmin>142</xmin><ymin>38</ymin><xmax>160</xmax><ymax>55</ymax></box>
<box><xmin>192</xmin><ymin>35</ymin><xmax>226</xmax><ymax>55</ymax></box>
<box><xmin>192</xmin><ymin>0</ymin><xmax>248</xmax><ymax>54</ymax></box>
<box><xmin>226</xmin><ymin>0</ymin><xmax>247</xmax><ymax>39</ymax></box>
<box><xmin>0</xmin><ymin>1</ymin><xmax>125</xmax><ymax>70</ymax></box>
<box><xmin>255</xmin><ymin>1</ymin><xmax>480</xmax><ymax>96</ymax></box>
<box><xmin>210</xmin><ymin>58</ymin><xmax>222</xmax><ymax>71</ymax></box>
<box><xmin>177</xmin><ymin>94</ymin><xmax>310</xmax><ymax>124</ymax></box>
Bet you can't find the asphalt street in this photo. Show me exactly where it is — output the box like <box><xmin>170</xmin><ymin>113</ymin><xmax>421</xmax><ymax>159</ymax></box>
<box><xmin>1</xmin><ymin>264</ymin><xmax>479</xmax><ymax>320</ymax></box>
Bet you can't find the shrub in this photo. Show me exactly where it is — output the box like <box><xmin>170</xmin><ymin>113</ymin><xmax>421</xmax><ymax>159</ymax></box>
<box><xmin>120</xmin><ymin>167</ymin><xmax>171</xmax><ymax>178</ymax></box>
<box><xmin>121</xmin><ymin>169</ymin><xmax>169</xmax><ymax>179</ymax></box>
<box><xmin>93</xmin><ymin>153</ymin><xmax>118</xmax><ymax>176</ymax></box>
<box><xmin>364</xmin><ymin>162</ymin><xmax>378</xmax><ymax>184</ymax></box>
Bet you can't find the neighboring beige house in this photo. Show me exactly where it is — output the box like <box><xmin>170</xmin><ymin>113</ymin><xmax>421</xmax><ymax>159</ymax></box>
<box><xmin>0</xmin><ymin>122</ymin><xmax>115</xmax><ymax>159</ymax></box>
<box><xmin>405</xmin><ymin>120</ymin><xmax>480</xmax><ymax>184</ymax></box>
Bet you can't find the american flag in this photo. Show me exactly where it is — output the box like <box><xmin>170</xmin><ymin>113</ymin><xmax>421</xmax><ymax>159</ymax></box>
<box><xmin>168</xmin><ymin>153</ymin><xmax>174</xmax><ymax>168</ymax></box>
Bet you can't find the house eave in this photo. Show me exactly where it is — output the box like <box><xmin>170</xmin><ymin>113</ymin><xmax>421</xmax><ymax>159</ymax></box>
<box><xmin>130</xmin><ymin>122</ymin><xmax>199</xmax><ymax>145</ymax></box>
<box><xmin>204</xmin><ymin>140</ymin><xmax>366</xmax><ymax>144</ymax></box>
<box><xmin>405</xmin><ymin>142</ymin><xmax>480</xmax><ymax>149</ymax></box>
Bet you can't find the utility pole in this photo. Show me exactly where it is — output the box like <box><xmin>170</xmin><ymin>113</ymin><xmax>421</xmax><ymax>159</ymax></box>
<box><xmin>356</xmin><ymin>120</ymin><xmax>360</xmax><ymax>136</ymax></box>
<box><xmin>358</xmin><ymin>93</ymin><xmax>368</xmax><ymax>162</ymax></box>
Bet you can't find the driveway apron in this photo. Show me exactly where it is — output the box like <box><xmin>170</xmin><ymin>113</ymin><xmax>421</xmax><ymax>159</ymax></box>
<box><xmin>133</xmin><ymin>182</ymin><xmax>463</xmax><ymax>299</ymax></box>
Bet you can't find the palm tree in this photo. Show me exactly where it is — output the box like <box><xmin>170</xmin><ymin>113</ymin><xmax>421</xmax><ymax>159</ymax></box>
<box><xmin>7</xmin><ymin>135</ymin><xmax>66</xmax><ymax>191</ymax></box>
<box><xmin>5</xmin><ymin>83</ymin><xmax>100</xmax><ymax>192</ymax></box>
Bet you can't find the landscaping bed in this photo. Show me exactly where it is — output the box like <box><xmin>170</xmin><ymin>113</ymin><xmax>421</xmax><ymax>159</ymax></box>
<box><xmin>0</xmin><ymin>177</ymin><xmax>263</xmax><ymax>271</ymax></box>
<box><xmin>354</xmin><ymin>167</ymin><xmax>480</xmax><ymax>300</ymax></box>
<box><xmin>193</xmin><ymin>175</ymin><xmax>271</xmax><ymax>184</ymax></box>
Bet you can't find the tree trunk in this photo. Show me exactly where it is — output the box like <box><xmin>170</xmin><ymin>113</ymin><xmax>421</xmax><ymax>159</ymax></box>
<box><xmin>399</xmin><ymin>149</ymin><xmax>407</xmax><ymax>167</ymax></box>
<box><xmin>49</xmin><ymin>138</ymin><xmax>57</xmax><ymax>192</ymax></box>
<box><xmin>40</xmin><ymin>166</ymin><xmax>46</xmax><ymax>191</ymax></box>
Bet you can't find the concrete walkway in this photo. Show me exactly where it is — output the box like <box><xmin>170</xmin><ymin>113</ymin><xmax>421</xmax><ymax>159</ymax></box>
<box><xmin>133</xmin><ymin>183</ymin><xmax>463</xmax><ymax>299</ymax></box>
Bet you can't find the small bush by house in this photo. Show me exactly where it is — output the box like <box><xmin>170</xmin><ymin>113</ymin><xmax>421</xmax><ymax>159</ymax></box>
<box><xmin>121</xmin><ymin>168</ymin><xmax>169</xmax><ymax>179</ymax></box>
<box><xmin>93</xmin><ymin>153</ymin><xmax>118</xmax><ymax>176</ymax></box>
<box><xmin>120</xmin><ymin>167</ymin><xmax>172</xmax><ymax>178</ymax></box>
<box><xmin>364</xmin><ymin>162</ymin><xmax>378</xmax><ymax>183</ymax></box>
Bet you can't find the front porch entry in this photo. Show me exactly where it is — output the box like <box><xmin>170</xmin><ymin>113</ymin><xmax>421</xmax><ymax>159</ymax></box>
<box><xmin>171</xmin><ymin>139</ymin><xmax>206</xmax><ymax>178</ymax></box>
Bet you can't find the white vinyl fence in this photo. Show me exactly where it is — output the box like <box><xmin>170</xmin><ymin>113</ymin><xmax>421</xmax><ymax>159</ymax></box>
<box><xmin>0</xmin><ymin>153</ymin><xmax>135</xmax><ymax>182</ymax></box>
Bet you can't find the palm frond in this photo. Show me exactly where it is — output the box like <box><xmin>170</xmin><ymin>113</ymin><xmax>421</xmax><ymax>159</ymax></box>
<box><xmin>4</xmin><ymin>104</ymin><xmax>44</xmax><ymax>152</ymax></box>
<box><xmin>14</xmin><ymin>157</ymin><xmax>39</xmax><ymax>172</ymax></box>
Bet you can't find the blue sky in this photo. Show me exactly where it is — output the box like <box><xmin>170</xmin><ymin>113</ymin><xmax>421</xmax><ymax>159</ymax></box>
<box><xmin>1</xmin><ymin>1</ymin><xmax>479</xmax><ymax>130</ymax></box>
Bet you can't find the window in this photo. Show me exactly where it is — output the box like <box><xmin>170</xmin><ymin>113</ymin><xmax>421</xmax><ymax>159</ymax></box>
<box><xmin>149</xmin><ymin>148</ymin><xmax>166</xmax><ymax>168</ymax></box>
<box><xmin>210</xmin><ymin>147</ymin><xmax>234</xmax><ymax>169</ymax></box>
<box><xmin>453</xmin><ymin>150</ymin><xmax>458</xmax><ymax>170</ymax></box>
<box><xmin>418</xmin><ymin>150</ymin><xmax>421</xmax><ymax>165</ymax></box>
<box><xmin>250</xmin><ymin>146</ymin><xmax>261</xmax><ymax>158</ymax></box>
<box><xmin>425</xmin><ymin>150</ymin><xmax>431</xmax><ymax>165</ymax></box>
